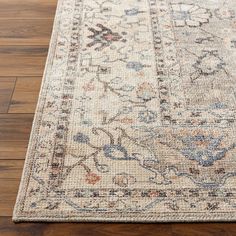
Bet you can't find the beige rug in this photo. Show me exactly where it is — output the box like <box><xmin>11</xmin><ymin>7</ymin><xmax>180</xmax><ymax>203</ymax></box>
<box><xmin>13</xmin><ymin>0</ymin><xmax>236</xmax><ymax>222</ymax></box>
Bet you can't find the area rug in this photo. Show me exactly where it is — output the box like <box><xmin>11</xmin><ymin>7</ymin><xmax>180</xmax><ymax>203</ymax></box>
<box><xmin>13</xmin><ymin>0</ymin><xmax>236</xmax><ymax>222</ymax></box>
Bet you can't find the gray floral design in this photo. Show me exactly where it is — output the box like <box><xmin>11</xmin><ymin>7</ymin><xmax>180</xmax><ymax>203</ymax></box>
<box><xmin>138</xmin><ymin>110</ymin><xmax>157</xmax><ymax>123</ymax></box>
<box><xmin>215</xmin><ymin>8</ymin><xmax>235</xmax><ymax>20</ymax></box>
<box><xmin>180</xmin><ymin>135</ymin><xmax>235</xmax><ymax>166</ymax></box>
<box><xmin>171</xmin><ymin>3</ymin><xmax>211</xmax><ymax>27</ymax></box>
<box><xmin>193</xmin><ymin>51</ymin><xmax>226</xmax><ymax>76</ymax></box>
<box><xmin>103</xmin><ymin>144</ymin><xmax>130</xmax><ymax>160</ymax></box>
<box><xmin>73</xmin><ymin>132</ymin><xmax>90</xmax><ymax>143</ymax></box>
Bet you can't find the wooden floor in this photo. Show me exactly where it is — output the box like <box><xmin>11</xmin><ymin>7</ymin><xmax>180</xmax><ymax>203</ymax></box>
<box><xmin>0</xmin><ymin>0</ymin><xmax>235</xmax><ymax>235</ymax></box>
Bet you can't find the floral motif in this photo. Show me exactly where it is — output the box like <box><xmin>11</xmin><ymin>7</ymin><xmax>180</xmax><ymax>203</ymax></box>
<box><xmin>113</xmin><ymin>173</ymin><xmax>136</xmax><ymax>187</ymax></box>
<box><xmin>179</xmin><ymin>134</ymin><xmax>234</xmax><ymax>166</ymax></box>
<box><xmin>193</xmin><ymin>51</ymin><xmax>226</xmax><ymax>76</ymax></box>
<box><xmin>136</xmin><ymin>82</ymin><xmax>156</xmax><ymax>101</ymax></box>
<box><xmin>85</xmin><ymin>172</ymin><xmax>101</xmax><ymax>185</ymax></box>
<box><xmin>171</xmin><ymin>3</ymin><xmax>211</xmax><ymax>27</ymax></box>
<box><xmin>125</xmin><ymin>8</ymin><xmax>140</xmax><ymax>16</ymax></box>
<box><xmin>87</xmin><ymin>24</ymin><xmax>125</xmax><ymax>51</ymax></box>
<box><xmin>118</xmin><ymin>106</ymin><xmax>133</xmax><ymax>114</ymax></box>
<box><xmin>215</xmin><ymin>8</ymin><xmax>235</xmax><ymax>20</ymax></box>
<box><xmin>82</xmin><ymin>82</ymin><xmax>95</xmax><ymax>91</ymax></box>
<box><xmin>138</xmin><ymin>109</ymin><xmax>157</xmax><ymax>123</ymax></box>
<box><xmin>103</xmin><ymin>144</ymin><xmax>129</xmax><ymax>160</ymax></box>
<box><xmin>73</xmin><ymin>132</ymin><xmax>90</xmax><ymax>143</ymax></box>
<box><xmin>119</xmin><ymin>117</ymin><xmax>134</xmax><ymax>124</ymax></box>
<box><xmin>126</xmin><ymin>61</ymin><xmax>145</xmax><ymax>71</ymax></box>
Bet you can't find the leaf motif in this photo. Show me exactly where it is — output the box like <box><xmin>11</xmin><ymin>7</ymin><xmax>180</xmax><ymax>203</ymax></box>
<box><xmin>120</xmin><ymin>85</ymin><xmax>135</xmax><ymax>92</ymax></box>
<box><xmin>95</xmin><ymin>163</ymin><xmax>110</xmax><ymax>173</ymax></box>
<box><xmin>111</xmin><ymin>77</ymin><xmax>122</xmax><ymax>84</ymax></box>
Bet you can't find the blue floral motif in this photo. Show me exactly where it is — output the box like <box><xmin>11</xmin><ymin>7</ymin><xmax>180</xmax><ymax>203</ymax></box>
<box><xmin>125</xmin><ymin>8</ymin><xmax>139</xmax><ymax>16</ymax></box>
<box><xmin>30</xmin><ymin>202</ymin><xmax>37</xmax><ymax>208</ymax></box>
<box><xmin>118</xmin><ymin>106</ymin><xmax>133</xmax><ymax>114</ymax></box>
<box><xmin>138</xmin><ymin>110</ymin><xmax>157</xmax><ymax>123</ymax></box>
<box><xmin>73</xmin><ymin>132</ymin><xmax>90</xmax><ymax>143</ymax></box>
<box><xmin>210</xmin><ymin>102</ymin><xmax>227</xmax><ymax>109</ymax></box>
<box><xmin>103</xmin><ymin>144</ymin><xmax>130</xmax><ymax>160</ymax></box>
<box><xmin>126</xmin><ymin>61</ymin><xmax>144</xmax><ymax>71</ymax></box>
<box><xmin>81</xmin><ymin>119</ymin><xmax>93</xmax><ymax>126</ymax></box>
<box><xmin>180</xmin><ymin>135</ymin><xmax>234</xmax><ymax>166</ymax></box>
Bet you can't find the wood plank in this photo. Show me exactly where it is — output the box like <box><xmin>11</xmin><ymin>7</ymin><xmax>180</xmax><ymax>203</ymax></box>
<box><xmin>0</xmin><ymin>160</ymin><xmax>23</xmax><ymax>216</ymax></box>
<box><xmin>0</xmin><ymin>19</ymin><xmax>53</xmax><ymax>46</ymax></box>
<box><xmin>0</xmin><ymin>46</ymin><xmax>48</xmax><ymax>76</ymax></box>
<box><xmin>0</xmin><ymin>217</ymin><xmax>173</xmax><ymax>236</ymax></box>
<box><xmin>9</xmin><ymin>77</ymin><xmax>42</xmax><ymax>113</ymax></box>
<box><xmin>0</xmin><ymin>160</ymin><xmax>24</xmax><ymax>179</ymax></box>
<box><xmin>0</xmin><ymin>114</ymin><xmax>33</xmax><ymax>141</ymax></box>
<box><xmin>0</xmin><ymin>0</ymin><xmax>57</xmax><ymax>19</ymax></box>
<box><xmin>171</xmin><ymin>223</ymin><xmax>236</xmax><ymax>236</ymax></box>
<box><xmin>0</xmin><ymin>77</ymin><xmax>16</xmax><ymax>113</ymax></box>
<box><xmin>0</xmin><ymin>217</ymin><xmax>236</xmax><ymax>236</ymax></box>
<box><xmin>0</xmin><ymin>141</ymin><xmax>27</xmax><ymax>160</ymax></box>
<box><xmin>0</xmin><ymin>180</ymin><xmax>20</xmax><ymax>217</ymax></box>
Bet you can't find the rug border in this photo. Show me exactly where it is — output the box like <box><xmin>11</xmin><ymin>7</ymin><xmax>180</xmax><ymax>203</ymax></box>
<box><xmin>12</xmin><ymin>0</ymin><xmax>236</xmax><ymax>223</ymax></box>
<box><xmin>12</xmin><ymin>0</ymin><xmax>64</xmax><ymax>222</ymax></box>
<box><xmin>12</xmin><ymin>214</ymin><xmax>236</xmax><ymax>223</ymax></box>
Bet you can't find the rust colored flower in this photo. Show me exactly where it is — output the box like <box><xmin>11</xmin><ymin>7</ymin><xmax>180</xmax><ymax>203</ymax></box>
<box><xmin>82</xmin><ymin>83</ymin><xmax>95</xmax><ymax>92</ymax></box>
<box><xmin>149</xmin><ymin>191</ymin><xmax>160</xmax><ymax>197</ymax></box>
<box><xmin>120</xmin><ymin>117</ymin><xmax>133</xmax><ymax>124</ymax></box>
<box><xmin>85</xmin><ymin>172</ymin><xmax>101</xmax><ymax>185</ymax></box>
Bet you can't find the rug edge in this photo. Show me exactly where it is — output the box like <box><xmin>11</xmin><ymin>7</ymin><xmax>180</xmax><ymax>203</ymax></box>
<box><xmin>12</xmin><ymin>0</ymin><xmax>63</xmax><ymax>221</ymax></box>
<box><xmin>12</xmin><ymin>214</ymin><xmax>236</xmax><ymax>223</ymax></box>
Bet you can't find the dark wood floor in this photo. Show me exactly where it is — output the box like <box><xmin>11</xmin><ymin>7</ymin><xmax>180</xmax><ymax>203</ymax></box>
<box><xmin>0</xmin><ymin>0</ymin><xmax>235</xmax><ymax>235</ymax></box>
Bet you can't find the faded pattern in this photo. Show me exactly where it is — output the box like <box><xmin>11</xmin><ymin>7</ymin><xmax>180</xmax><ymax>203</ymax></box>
<box><xmin>13</xmin><ymin>0</ymin><xmax>236</xmax><ymax>222</ymax></box>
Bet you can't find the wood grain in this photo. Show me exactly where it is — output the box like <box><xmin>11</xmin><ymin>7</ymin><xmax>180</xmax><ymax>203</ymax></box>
<box><xmin>0</xmin><ymin>19</ymin><xmax>53</xmax><ymax>45</ymax></box>
<box><xmin>171</xmin><ymin>223</ymin><xmax>236</xmax><ymax>236</ymax></box>
<box><xmin>9</xmin><ymin>77</ymin><xmax>42</xmax><ymax>113</ymax></box>
<box><xmin>0</xmin><ymin>218</ymin><xmax>236</xmax><ymax>236</ymax></box>
<box><xmin>0</xmin><ymin>218</ymin><xmax>174</xmax><ymax>236</ymax></box>
<box><xmin>0</xmin><ymin>46</ymin><xmax>48</xmax><ymax>76</ymax></box>
<box><xmin>0</xmin><ymin>114</ymin><xmax>33</xmax><ymax>141</ymax></box>
<box><xmin>0</xmin><ymin>143</ymin><xmax>26</xmax><ymax>215</ymax></box>
<box><xmin>0</xmin><ymin>0</ymin><xmax>57</xmax><ymax>19</ymax></box>
<box><xmin>0</xmin><ymin>77</ymin><xmax>16</xmax><ymax>113</ymax></box>
<box><xmin>0</xmin><ymin>181</ymin><xmax>20</xmax><ymax>217</ymax></box>
<box><xmin>0</xmin><ymin>160</ymin><xmax>23</xmax><ymax>216</ymax></box>
<box><xmin>0</xmin><ymin>141</ymin><xmax>27</xmax><ymax>160</ymax></box>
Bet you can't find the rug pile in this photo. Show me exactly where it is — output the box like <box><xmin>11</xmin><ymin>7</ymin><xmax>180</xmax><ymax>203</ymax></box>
<box><xmin>13</xmin><ymin>0</ymin><xmax>236</xmax><ymax>222</ymax></box>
